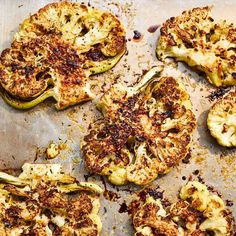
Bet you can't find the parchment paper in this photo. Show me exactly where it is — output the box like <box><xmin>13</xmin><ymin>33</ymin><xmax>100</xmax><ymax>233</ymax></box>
<box><xmin>0</xmin><ymin>0</ymin><xmax>235</xmax><ymax>235</ymax></box>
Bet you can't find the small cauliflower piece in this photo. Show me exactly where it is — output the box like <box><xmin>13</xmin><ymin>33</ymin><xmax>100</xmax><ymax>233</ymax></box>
<box><xmin>46</xmin><ymin>142</ymin><xmax>59</xmax><ymax>159</ymax></box>
<box><xmin>0</xmin><ymin>163</ymin><xmax>103</xmax><ymax>235</ymax></box>
<box><xmin>157</xmin><ymin>7</ymin><xmax>236</xmax><ymax>87</ymax></box>
<box><xmin>108</xmin><ymin>167</ymin><xmax>128</xmax><ymax>186</ymax></box>
<box><xmin>82</xmin><ymin>66</ymin><xmax>196</xmax><ymax>185</ymax></box>
<box><xmin>199</xmin><ymin>194</ymin><xmax>233</xmax><ymax>236</ymax></box>
<box><xmin>207</xmin><ymin>90</ymin><xmax>236</xmax><ymax>147</ymax></box>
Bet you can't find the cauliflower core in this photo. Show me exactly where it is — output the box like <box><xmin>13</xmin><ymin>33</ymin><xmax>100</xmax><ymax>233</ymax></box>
<box><xmin>157</xmin><ymin>6</ymin><xmax>236</xmax><ymax>87</ymax></box>
<box><xmin>0</xmin><ymin>2</ymin><xmax>126</xmax><ymax>109</ymax></box>
<box><xmin>207</xmin><ymin>90</ymin><xmax>236</xmax><ymax>147</ymax></box>
<box><xmin>129</xmin><ymin>181</ymin><xmax>235</xmax><ymax>236</ymax></box>
<box><xmin>82</xmin><ymin>66</ymin><xmax>196</xmax><ymax>185</ymax></box>
<box><xmin>0</xmin><ymin>163</ymin><xmax>103</xmax><ymax>235</ymax></box>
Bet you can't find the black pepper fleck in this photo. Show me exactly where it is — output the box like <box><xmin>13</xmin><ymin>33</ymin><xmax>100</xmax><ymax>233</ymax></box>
<box><xmin>133</xmin><ymin>30</ymin><xmax>142</xmax><ymax>40</ymax></box>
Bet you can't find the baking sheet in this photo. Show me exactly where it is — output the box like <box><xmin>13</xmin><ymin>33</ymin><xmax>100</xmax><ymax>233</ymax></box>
<box><xmin>0</xmin><ymin>0</ymin><xmax>235</xmax><ymax>235</ymax></box>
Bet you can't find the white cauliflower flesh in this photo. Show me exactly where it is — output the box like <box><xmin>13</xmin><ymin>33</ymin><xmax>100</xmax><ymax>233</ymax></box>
<box><xmin>157</xmin><ymin>6</ymin><xmax>236</xmax><ymax>87</ymax></box>
<box><xmin>0</xmin><ymin>163</ymin><xmax>103</xmax><ymax>235</ymax></box>
<box><xmin>207</xmin><ymin>90</ymin><xmax>236</xmax><ymax>147</ymax></box>
<box><xmin>0</xmin><ymin>2</ymin><xmax>126</xmax><ymax>110</ymax></box>
<box><xmin>82</xmin><ymin>66</ymin><xmax>196</xmax><ymax>185</ymax></box>
<box><xmin>129</xmin><ymin>181</ymin><xmax>235</xmax><ymax>236</ymax></box>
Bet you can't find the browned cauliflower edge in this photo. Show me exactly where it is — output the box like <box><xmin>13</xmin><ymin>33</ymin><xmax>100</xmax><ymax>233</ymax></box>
<box><xmin>0</xmin><ymin>2</ymin><xmax>126</xmax><ymax>110</ymax></box>
<box><xmin>0</xmin><ymin>163</ymin><xmax>103</xmax><ymax>235</ymax></box>
<box><xmin>156</xmin><ymin>6</ymin><xmax>236</xmax><ymax>87</ymax></box>
<box><xmin>207</xmin><ymin>89</ymin><xmax>236</xmax><ymax>147</ymax></box>
<box><xmin>81</xmin><ymin>66</ymin><xmax>196</xmax><ymax>185</ymax></box>
<box><xmin>129</xmin><ymin>181</ymin><xmax>236</xmax><ymax>236</ymax></box>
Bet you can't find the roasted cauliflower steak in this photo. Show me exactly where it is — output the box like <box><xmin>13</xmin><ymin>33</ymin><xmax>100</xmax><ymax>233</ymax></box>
<box><xmin>82</xmin><ymin>66</ymin><xmax>196</xmax><ymax>185</ymax></box>
<box><xmin>0</xmin><ymin>163</ymin><xmax>103</xmax><ymax>235</ymax></box>
<box><xmin>157</xmin><ymin>6</ymin><xmax>236</xmax><ymax>87</ymax></box>
<box><xmin>0</xmin><ymin>2</ymin><xmax>126</xmax><ymax>109</ymax></box>
<box><xmin>207</xmin><ymin>89</ymin><xmax>236</xmax><ymax>147</ymax></box>
<box><xmin>129</xmin><ymin>181</ymin><xmax>235</xmax><ymax>236</ymax></box>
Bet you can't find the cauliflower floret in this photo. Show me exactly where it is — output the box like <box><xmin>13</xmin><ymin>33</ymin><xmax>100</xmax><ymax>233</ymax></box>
<box><xmin>82</xmin><ymin>66</ymin><xmax>196</xmax><ymax>185</ymax></box>
<box><xmin>207</xmin><ymin>90</ymin><xmax>236</xmax><ymax>147</ymax></box>
<box><xmin>130</xmin><ymin>181</ymin><xmax>236</xmax><ymax>236</ymax></box>
<box><xmin>157</xmin><ymin>7</ymin><xmax>236</xmax><ymax>87</ymax></box>
<box><xmin>200</xmin><ymin>217</ymin><xmax>229</xmax><ymax>236</ymax></box>
<box><xmin>199</xmin><ymin>195</ymin><xmax>229</xmax><ymax>236</ymax></box>
<box><xmin>0</xmin><ymin>2</ymin><xmax>126</xmax><ymax>110</ymax></box>
<box><xmin>179</xmin><ymin>181</ymin><xmax>235</xmax><ymax>236</ymax></box>
<box><xmin>180</xmin><ymin>180</ymin><xmax>209</xmax><ymax>211</ymax></box>
<box><xmin>203</xmin><ymin>195</ymin><xmax>225</xmax><ymax>218</ymax></box>
<box><xmin>131</xmin><ymin>194</ymin><xmax>178</xmax><ymax>236</ymax></box>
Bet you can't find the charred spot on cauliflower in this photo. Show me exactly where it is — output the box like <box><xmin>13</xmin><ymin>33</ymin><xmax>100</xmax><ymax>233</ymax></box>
<box><xmin>207</xmin><ymin>90</ymin><xmax>236</xmax><ymax>147</ymax></box>
<box><xmin>0</xmin><ymin>2</ymin><xmax>126</xmax><ymax>110</ymax></box>
<box><xmin>81</xmin><ymin>66</ymin><xmax>196</xmax><ymax>185</ymax></box>
<box><xmin>129</xmin><ymin>181</ymin><xmax>235</xmax><ymax>236</ymax></box>
<box><xmin>157</xmin><ymin>6</ymin><xmax>236</xmax><ymax>87</ymax></box>
<box><xmin>0</xmin><ymin>163</ymin><xmax>103</xmax><ymax>235</ymax></box>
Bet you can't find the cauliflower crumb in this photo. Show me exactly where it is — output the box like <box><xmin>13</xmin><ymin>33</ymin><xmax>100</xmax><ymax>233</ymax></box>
<box><xmin>46</xmin><ymin>142</ymin><xmax>59</xmax><ymax>159</ymax></box>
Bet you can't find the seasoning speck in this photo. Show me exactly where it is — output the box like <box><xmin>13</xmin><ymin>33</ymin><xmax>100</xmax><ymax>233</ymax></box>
<box><xmin>118</xmin><ymin>202</ymin><xmax>128</xmax><ymax>213</ymax></box>
<box><xmin>226</xmin><ymin>200</ymin><xmax>234</xmax><ymax>207</ymax></box>
<box><xmin>207</xmin><ymin>87</ymin><xmax>231</xmax><ymax>101</ymax></box>
<box><xmin>133</xmin><ymin>30</ymin><xmax>143</xmax><ymax>41</ymax></box>
<box><xmin>147</xmin><ymin>24</ymin><xmax>160</xmax><ymax>33</ymax></box>
<box><xmin>182</xmin><ymin>152</ymin><xmax>191</xmax><ymax>164</ymax></box>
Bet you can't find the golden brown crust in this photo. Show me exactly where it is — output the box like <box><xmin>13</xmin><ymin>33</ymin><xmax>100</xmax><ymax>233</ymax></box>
<box><xmin>129</xmin><ymin>182</ymin><xmax>236</xmax><ymax>236</ymax></box>
<box><xmin>82</xmin><ymin>68</ymin><xmax>196</xmax><ymax>185</ymax></box>
<box><xmin>0</xmin><ymin>164</ymin><xmax>102</xmax><ymax>235</ymax></box>
<box><xmin>0</xmin><ymin>1</ymin><xmax>126</xmax><ymax>109</ymax></box>
<box><xmin>19</xmin><ymin>2</ymin><xmax>126</xmax><ymax>56</ymax></box>
<box><xmin>157</xmin><ymin>7</ymin><xmax>236</xmax><ymax>87</ymax></box>
<box><xmin>0</xmin><ymin>36</ymin><xmax>86</xmax><ymax>101</ymax></box>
